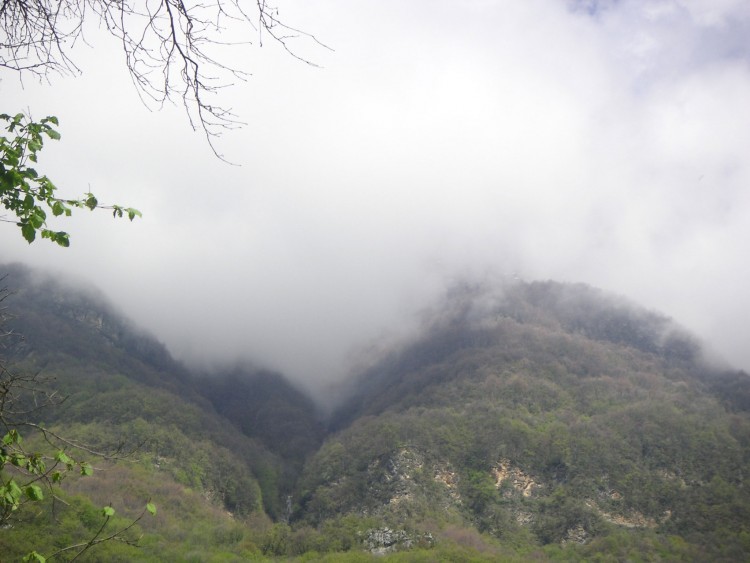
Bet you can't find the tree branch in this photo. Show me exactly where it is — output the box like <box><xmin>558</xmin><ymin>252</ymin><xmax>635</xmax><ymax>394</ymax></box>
<box><xmin>1</xmin><ymin>0</ymin><xmax>332</xmax><ymax>156</ymax></box>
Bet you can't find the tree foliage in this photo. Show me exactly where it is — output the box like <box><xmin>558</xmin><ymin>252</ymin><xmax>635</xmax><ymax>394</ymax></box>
<box><xmin>1</xmin><ymin>112</ymin><xmax>141</xmax><ymax>246</ymax></box>
<box><xmin>0</xmin><ymin>279</ymin><xmax>155</xmax><ymax>560</ymax></box>
<box><xmin>4</xmin><ymin>261</ymin><xmax>750</xmax><ymax>560</ymax></box>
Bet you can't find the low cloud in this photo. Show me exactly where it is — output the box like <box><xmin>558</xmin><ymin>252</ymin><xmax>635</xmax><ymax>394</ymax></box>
<box><xmin>2</xmin><ymin>0</ymin><xmax>749</xmax><ymax>390</ymax></box>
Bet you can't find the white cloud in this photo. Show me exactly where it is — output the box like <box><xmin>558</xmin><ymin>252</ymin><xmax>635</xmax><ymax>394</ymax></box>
<box><xmin>2</xmin><ymin>0</ymin><xmax>750</xmax><ymax>386</ymax></box>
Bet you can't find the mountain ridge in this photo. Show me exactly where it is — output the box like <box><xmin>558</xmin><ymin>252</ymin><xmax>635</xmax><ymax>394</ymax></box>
<box><xmin>2</xmin><ymin>262</ymin><xmax>749</xmax><ymax>560</ymax></box>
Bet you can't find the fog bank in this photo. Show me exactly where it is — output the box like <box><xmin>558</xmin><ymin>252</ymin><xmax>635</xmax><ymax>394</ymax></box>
<box><xmin>2</xmin><ymin>0</ymin><xmax>749</xmax><ymax>388</ymax></box>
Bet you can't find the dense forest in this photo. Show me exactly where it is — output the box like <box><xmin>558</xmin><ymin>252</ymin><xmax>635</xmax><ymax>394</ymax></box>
<box><xmin>1</xmin><ymin>263</ymin><xmax>749</xmax><ymax>561</ymax></box>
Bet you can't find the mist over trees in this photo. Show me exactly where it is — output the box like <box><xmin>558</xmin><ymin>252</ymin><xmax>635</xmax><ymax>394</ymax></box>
<box><xmin>0</xmin><ymin>1</ymin><xmax>327</xmax><ymax>556</ymax></box>
<box><xmin>3</xmin><ymin>1</ymin><xmax>750</xmax><ymax>560</ymax></box>
<box><xmin>2</xmin><ymin>262</ymin><xmax>750</xmax><ymax>559</ymax></box>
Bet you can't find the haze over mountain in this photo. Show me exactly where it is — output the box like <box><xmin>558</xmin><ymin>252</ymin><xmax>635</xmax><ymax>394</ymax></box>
<box><xmin>3</xmin><ymin>0</ymin><xmax>750</xmax><ymax>392</ymax></box>
<box><xmin>2</xmin><ymin>262</ymin><xmax>749</xmax><ymax>560</ymax></box>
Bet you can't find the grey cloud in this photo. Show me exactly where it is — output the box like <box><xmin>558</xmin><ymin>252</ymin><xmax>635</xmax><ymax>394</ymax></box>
<box><xmin>2</xmin><ymin>0</ymin><xmax>749</xmax><ymax>390</ymax></box>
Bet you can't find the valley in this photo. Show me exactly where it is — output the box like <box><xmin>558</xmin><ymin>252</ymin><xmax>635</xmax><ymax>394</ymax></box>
<box><xmin>1</xmin><ymin>264</ymin><xmax>749</xmax><ymax>561</ymax></box>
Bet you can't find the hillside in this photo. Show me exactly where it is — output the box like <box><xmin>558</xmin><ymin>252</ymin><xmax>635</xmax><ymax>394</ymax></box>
<box><xmin>0</xmin><ymin>264</ymin><xmax>320</xmax><ymax>559</ymax></box>
<box><xmin>2</xmin><ymin>265</ymin><xmax>750</xmax><ymax>561</ymax></box>
<box><xmin>300</xmin><ymin>281</ymin><xmax>750</xmax><ymax>559</ymax></box>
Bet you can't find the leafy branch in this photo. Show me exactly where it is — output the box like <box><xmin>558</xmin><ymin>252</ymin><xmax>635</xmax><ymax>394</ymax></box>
<box><xmin>22</xmin><ymin>501</ymin><xmax>158</xmax><ymax>563</ymax></box>
<box><xmin>0</xmin><ymin>112</ymin><xmax>141</xmax><ymax>247</ymax></box>
<box><xmin>0</xmin><ymin>355</ymin><xmax>129</xmax><ymax>528</ymax></box>
<box><xmin>1</xmin><ymin>281</ymin><xmax>156</xmax><ymax>561</ymax></box>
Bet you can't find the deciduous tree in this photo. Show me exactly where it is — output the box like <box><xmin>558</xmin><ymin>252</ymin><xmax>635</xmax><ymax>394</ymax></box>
<box><xmin>1</xmin><ymin>112</ymin><xmax>140</xmax><ymax>246</ymax></box>
<box><xmin>1</xmin><ymin>0</ymin><xmax>327</xmax><ymax>150</ymax></box>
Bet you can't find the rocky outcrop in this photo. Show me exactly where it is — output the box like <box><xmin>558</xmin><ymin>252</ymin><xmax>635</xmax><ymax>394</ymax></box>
<box><xmin>562</xmin><ymin>524</ymin><xmax>589</xmax><ymax>545</ymax></box>
<box><xmin>363</xmin><ymin>527</ymin><xmax>434</xmax><ymax>555</ymax></box>
<box><xmin>492</xmin><ymin>459</ymin><xmax>540</xmax><ymax>497</ymax></box>
<box><xmin>433</xmin><ymin>465</ymin><xmax>461</xmax><ymax>502</ymax></box>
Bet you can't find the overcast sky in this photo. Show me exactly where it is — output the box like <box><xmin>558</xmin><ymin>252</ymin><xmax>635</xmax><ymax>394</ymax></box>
<box><xmin>2</xmin><ymin>0</ymin><xmax>750</xmax><ymax>393</ymax></box>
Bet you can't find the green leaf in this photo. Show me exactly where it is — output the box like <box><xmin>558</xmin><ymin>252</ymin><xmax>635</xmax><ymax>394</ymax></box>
<box><xmin>1</xmin><ymin>113</ymin><xmax>138</xmax><ymax>246</ymax></box>
<box><xmin>6</xmin><ymin>479</ymin><xmax>22</xmax><ymax>504</ymax></box>
<box><xmin>21</xmin><ymin>222</ymin><xmax>36</xmax><ymax>243</ymax></box>
<box><xmin>10</xmin><ymin>453</ymin><xmax>26</xmax><ymax>467</ymax></box>
<box><xmin>22</xmin><ymin>551</ymin><xmax>46</xmax><ymax>563</ymax></box>
<box><xmin>51</xmin><ymin>200</ymin><xmax>65</xmax><ymax>216</ymax></box>
<box><xmin>102</xmin><ymin>505</ymin><xmax>115</xmax><ymax>517</ymax></box>
<box><xmin>27</xmin><ymin>454</ymin><xmax>46</xmax><ymax>474</ymax></box>
<box><xmin>146</xmin><ymin>502</ymin><xmax>157</xmax><ymax>515</ymax></box>
<box><xmin>54</xmin><ymin>232</ymin><xmax>70</xmax><ymax>248</ymax></box>
<box><xmin>55</xmin><ymin>451</ymin><xmax>74</xmax><ymax>469</ymax></box>
<box><xmin>2</xmin><ymin>430</ymin><xmax>22</xmax><ymax>445</ymax></box>
<box><xmin>25</xmin><ymin>484</ymin><xmax>44</xmax><ymax>501</ymax></box>
<box><xmin>29</xmin><ymin>209</ymin><xmax>45</xmax><ymax>229</ymax></box>
<box><xmin>80</xmin><ymin>462</ymin><xmax>93</xmax><ymax>476</ymax></box>
<box><xmin>4</xmin><ymin>152</ymin><xmax>19</xmax><ymax>166</ymax></box>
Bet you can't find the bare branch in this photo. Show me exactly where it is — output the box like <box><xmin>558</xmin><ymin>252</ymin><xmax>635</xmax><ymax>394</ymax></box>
<box><xmin>0</xmin><ymin>0</ymin><xmax>331</xmax><ymax>156</ymax></box>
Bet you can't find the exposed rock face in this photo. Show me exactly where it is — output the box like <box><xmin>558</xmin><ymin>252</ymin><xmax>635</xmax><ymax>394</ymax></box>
<box><xmin>301</xmin><ymin>280</ymin><xmax>750</xmax><ymax>557</ymax></box>
<box><xmin>363</xmin><ymin>527</ymin><xmax>434</xmax><ymax>555</ymax></box>
<box><xmin>585</xmin><ymin>499</ymin><xmax>656</xmax><ymax>529</ymax></box>
<box><xmin>72</xmin><ymin>309</ymin><xmax>105</xmax><ymax>330</ymax></box>
<box><xmin>433</xmin><ymin>465</ymin><xmax>461</xmax><ymax>502</ymax></box>
<box><xmin>562</xmin><ymin>524</ymin><xmax>589</xmax><ymax>545</ymax></box>
<box><xmin>515</xmin><ymin>511</ymin><xmax>534</xmax><ymax>526</ymax></box>
<box><xmin>585</xmin><ymin>496</ymin><xmax>672</xmax><ymax>530</ymax></box>
<box><xmin>368</xmin><ymin>447</ymin><xmax>423</xmax><ymax>507</ymax></box>
<box><xmin>359</xmin><ymin>448</ymin><xmax>464</xmax><ymax>516</ymax></box>
<box><xmin>493</xmin><ymin>459</ymin><xmax>539</xmax><ymax>497</ymax></box>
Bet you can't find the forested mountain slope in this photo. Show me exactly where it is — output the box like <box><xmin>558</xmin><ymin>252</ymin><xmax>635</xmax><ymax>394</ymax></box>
<box><xmin>200</xmin><ymin>369</ymin><xmax>325</xmax><ymax>478</ymax></box>
<box><xmin>332</xmin><ymin>281</ymin><xmax>746</xmax><ymax>425</ymax></box>
<box><xmin>2</xmin><ymin>264</ymin><xmax>749</xmax><ymax>561</ymax></box>
<box><xmin>301</xmin><ymin>281</ymin><xmax>750</xmax><ymax>560</ymax></box>
<box><xmin>0</xmin><ymin>264</ymin><xmax>320</xmax><ymax>559</ymax></box>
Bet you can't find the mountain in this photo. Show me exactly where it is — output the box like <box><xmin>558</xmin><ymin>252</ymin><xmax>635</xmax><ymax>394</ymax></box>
<box><xmin>300</xmin><ymin>281</ymin><xmax>750</xmax><ymax>559</ymax></box>
<box><xmin>0</xmin><ymin>263</ymin><xmax>318</xmax><ymax>559</ymax></box>
<box><xmin>1</xmin><ymin>264</ymin><xmax>749</xmax><ymax>561</ymax></box>
<box><xmin>198</xmin><ymin>366</ymin><xmax>325</xmax><ymax>495</ymax></box>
